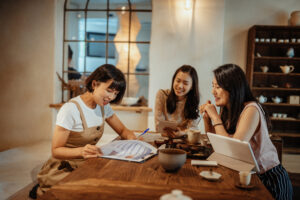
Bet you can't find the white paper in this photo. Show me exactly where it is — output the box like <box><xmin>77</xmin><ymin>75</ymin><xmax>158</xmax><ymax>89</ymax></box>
<box><xmin>191</xmin><ymin>160</ymin><xmax>218</xmax><ymax>166</ymax></box>
<box><xmin>99</xmin><ymin>140</ymin><xmax>157</xmax><ymax>163</ymax></box>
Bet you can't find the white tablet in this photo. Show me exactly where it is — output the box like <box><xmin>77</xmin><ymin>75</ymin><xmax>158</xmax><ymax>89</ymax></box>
<box><xmin>207</xmin><ymin>132</ymin><xmax>260</xmax><ymax>172</ymax></box>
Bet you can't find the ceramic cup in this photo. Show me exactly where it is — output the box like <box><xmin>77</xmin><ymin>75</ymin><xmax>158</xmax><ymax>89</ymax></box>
<box><xmin>239</xmin><ymin>171</ymin><xmax>251</xmax><ymax>186</ymax></box>
<box><xmin>291</xmin><ymin>38</ymin><xmax>296</xmax><ymax>43</ymax></box>
<box><xmin>158</xmin><ymin>148</ymin><xmax>186</xmax><ymax>172</ymax></box>
<box><xmin>278</xmin><ymin>39</ymin><xmax>284</xmax><ymax>43</ymax></box>
<box><xmin>284</xmin><ymin>39</ymin><xmax>290</xmax><ymax>43</ymax></box>
<box><xmin>260</xmin><ymin>38</ymin><xmax>265</xmax><ymax>42</ymax></box>
<box><xmin>272</xmin><ymin>113</ymin><xmax>278</xmax><ymax>118</ymax></box>
<box><xmin>255</xmin><ymin>38</ymin><xmax>259</xmax><ymax>42</ymax></box>
<box><xmin>280</xmin><ymin>65</ymin><xmax>294</xmax><ymax>74</ymax></box>
<box><xmin>187</xmin><ymin>129</ymin><xmax>200</xmax><ymax>144</ymax></box>
<box><xmin>265</xmin><ymin>38</ymin><xmax>270</xmax><ymax>42</ymax></box>
<box><xmin>260</xmin><ymin>66</ymin><xmax>269</xmax><ymax>73</ymax></box>
<box><xmin>282</xmin><ymin>114</ymin><xmax>287</xmax><ymax>118</ymax></box>
<box><xmin>271</xmin><ymin>38</ymin><xmax>277</xmax><ymax>42</ymax></box>
<box><xmin>278</xmin><ymin>113</ymin><xmax>283</xmax><ymax>118</ymax></box>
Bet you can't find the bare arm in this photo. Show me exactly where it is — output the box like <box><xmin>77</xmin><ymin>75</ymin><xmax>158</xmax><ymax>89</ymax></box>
<box><xmin>204</xmin><ymin>104</ymin><xmax>259</xmax><ymax>141</ymax></box>
<box><xmin>200</xmin><ymin>101</ymin><xmax>214</xmax><ymax>133</ymax></box>
<box><xmin>52</xmin><ymin>125</ymin><xmax>101</xmax><ymax>159</ymax></box>
<box><xmin>105</xmin><ymin>114</ymin><xmax>137</xmax><ymax>140</ymax></box>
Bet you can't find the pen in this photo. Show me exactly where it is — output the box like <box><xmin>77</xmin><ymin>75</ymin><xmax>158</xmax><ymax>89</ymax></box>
<box><xmin>137</xmin><ymin>128</ymin><xmax>149</xmax><ymax>138</ymax></box>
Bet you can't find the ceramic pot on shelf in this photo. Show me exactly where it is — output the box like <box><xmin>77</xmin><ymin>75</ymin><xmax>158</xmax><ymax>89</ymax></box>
<box><xmin>290</xmin><ymin>11</ymin><xmax>300</xmax><ymax>26</ymax></box>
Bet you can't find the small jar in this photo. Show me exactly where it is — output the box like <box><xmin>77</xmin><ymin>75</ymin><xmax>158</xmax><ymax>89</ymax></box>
<box><xmin>290</xmin><ymin>11</ymin><xmax>300</xmax><ymax>26</ymax></box>
<box><xmin>160</xmin><ymin>190</ymin><xmax>192</xmax><ymax>200</ymax></box>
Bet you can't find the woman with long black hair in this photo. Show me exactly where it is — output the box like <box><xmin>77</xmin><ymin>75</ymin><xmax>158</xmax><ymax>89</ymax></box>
<box><xmin>200</xmin><ymin>63</ymin><xmax>293</xmax><ymax>200</ymax></box>
<box><xmin>155</xmin><ymin>65</ymin><xmax>201</xmax><ymax>138</ymax></box>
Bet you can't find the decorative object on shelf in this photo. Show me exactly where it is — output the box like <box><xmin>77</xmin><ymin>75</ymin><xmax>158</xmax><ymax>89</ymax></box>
<box><xmin>284</xmin><ymin>39</ymin><xmax>290</xmax><ymax>43</ymax></box>
<box><xmin>260</xmin><ymin>66</ymin><xmax>269</xmax><ymax>73</ymax></box>
<box><xmin>286</xmin><ymin>47</ymin><xmax>295</xmax><ymax>58</ymax></box>
<box><xmin>278</xmin><ymin>39</ymin><xmax>284</xmax><ymax>43</ymax></box>
<box><xmin>271</xmin><ymin>84</ymin><xmax>278</xmax><ymax>88</ymax></box>
<box><xmin>284</xmin><ymin>82</ymin><xmax>293</xmax><ymax>88</ymax></box>
<box><xmin>271</xmin><ymin>38</ymin><xmax>277</xmax><ymax>42</ymax></box>
<box><xmin>280</xmin><ymin>65</ymin><xmax>294</xmax><ymax>74</ymax></box>
<box><xmin>272</xmin><ymin>96</ymin><xmax>282</xmax><ymax>104</ymax></box>
<box><xmin>265</xmin><ymin>38</ymin><xmax>270</xmax><ymax>42</ymax></box>
<box><xmin>259</xmin><ymin>38</ymin><xmax>265</xmax><ymax>42</ymax></box>
<box><xmin>290</xmin><ymin>11</ymin><xmax>300</xmax><ymax>26</ymax></box>
<box><xmin>291</xmin><ymin>38</ymin><xmax>296</xmax><ymax>43</ymax></box>
<box><xmin>288</xmin><ymin>95</ymin><xmax>300</xmax><ymax>104</ymax></box>
<box><xmin>256</xmin><ymin>52</ymin><xmax>262</xmax><ymax>57</ymax></box>
<box><xmin>255</xmin><ymin>38</ymin><xmax>259</xmax><ymax>42</ymax></box>
<box><xmin>257</xmin><ymin>95</ymin><xmax>267</xmax><ymax>103</ymax></box>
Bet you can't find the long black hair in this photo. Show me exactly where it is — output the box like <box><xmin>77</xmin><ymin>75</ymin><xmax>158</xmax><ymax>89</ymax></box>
<box><xmin>85</xmin><ymin>64</ymin><xmax>126</xmax><ymax>104</ymax></box>
<box><xmin>166</xmin><ymin>65</ymin><xmax>200</xmax><ymax>119</ymax></box>
<box><xmin>213</xmin><ymin>64</ymin><xmax>272</xmax><ymax>134</ymax></box>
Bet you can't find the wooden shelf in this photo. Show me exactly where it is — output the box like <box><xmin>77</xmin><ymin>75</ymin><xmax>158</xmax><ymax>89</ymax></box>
<box><xmin>49</xmin><ymin>103</ymin><xmax>152</xmax><ymax>113</ymax></box>
<box><xmin>253</xmin><ymin>72</ymin><xmax>300</xmax><ymax>76</ymax></box>
<box><xmin>271</xmin><ymin>117</ymin><xmax>300</xmax><ymax>122</ymax></box>
<box><xmin>263</xmin><ymin>103</ymin><xmax>300</xmax><ymax>107</ymax></box>
<box><xmin>283</xmin><ymin>147</ymin><xmax>300</xmax><ymax>154</ymax></box>
<box><xmin>255</xmin><ymin>56</ymin><xmax>300</xmax><ymax>61</ymax></box>
<box><xmin>272</xmin><ymin>132</ymin><xmax>300</xmax><ymax>138</ymax></box>
<box><xmin>247</xmin><ymin>25</ymin><xmax>300</xmax><ymax>153</ymax></box>
<box><xmin>252</xmin><ymin>87</ymin><xmax>300</xmax><ymax>91</ymax></box>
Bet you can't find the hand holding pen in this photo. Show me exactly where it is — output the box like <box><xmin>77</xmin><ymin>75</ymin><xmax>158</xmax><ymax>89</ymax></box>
<box><xmin>137</xmin><ymin>128</ymin><xmax>149</xmax><ymax>140</ymax></box>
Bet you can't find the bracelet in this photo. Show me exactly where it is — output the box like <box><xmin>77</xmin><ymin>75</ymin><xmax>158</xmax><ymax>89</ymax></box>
<box><xmin>213</xmin><ymin>122</ymin><xmax>223</xmax><ymax>127</ymax></box>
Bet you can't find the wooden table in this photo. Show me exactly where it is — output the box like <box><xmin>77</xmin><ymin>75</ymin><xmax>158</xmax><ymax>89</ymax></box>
<box><xmin>39</xmin><ymin>156</ymin><xmax>273</xmax><ymax>200</ymax></box>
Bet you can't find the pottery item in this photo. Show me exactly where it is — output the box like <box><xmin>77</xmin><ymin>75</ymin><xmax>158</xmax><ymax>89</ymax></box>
<box><xmin>199</xmin><ymin>170</ymin><xmax>222</xmax><ymax>181</ymax></box>
<box><xmin>187</xmin><ymin>129</ymin><xmax>200</xmax><ymax>144</ymax></box>
<box><xmin>160</xmin><ymin>190</ymin><xmax>192</xmax><ymax>200</ymax></box>
<box><xmin>272</xmin><ymin>113</ymin><xmax>278</xmax><ymax>118</ymax></box>
<box><xmin>286</xmin><ymin>47</ymin><xmax>295</xmax><ymax>58</ymax></box>
<box><xmin>288</xmin><ymin>96</ymin><xmax>300</xmax><ymax>104</ymax></box>
<box><xmin>280</xmin><ymin>65</ymin><xmax>294</xmax><ymax>74</ymax></box>
<box><xmin>121</xmin><ymin>97</ymin><xmax>139</xmax><ymax>106</ymax></box>
<box><xmin>272</xmin><ymin>96</ymin><xmax>282</xmax><ymax>104</ymax></box>
<box><xmin>290</xmin><ymin>11</ymin><xmax>300</xmax><ymax>26</ymax></box>
<box><xmin>257</xmin><ymin>95</ymin><xmax>267</xmax><ymax>104</ymax></box>
<box><xmin>271</xmin><ymin>38</ymin><xmax>277</xmax><ymax>42</ymax></box>
<box><xmin>239</xmin><ymin>171</ymin><xmax>252</xmax><ymax>186</ymax></box>
<box><xmin>260</xmin><ymin>66</ymin><xmax>269</xmax><ymax>73</ymax></box>
<box><xmin>158</xmin><ymin>148</ymin><xmax>186</xmax><ymax>172</ymax></box>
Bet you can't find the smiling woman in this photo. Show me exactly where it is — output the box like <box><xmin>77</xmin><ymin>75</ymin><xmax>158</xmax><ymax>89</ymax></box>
<box><xmin>154</xmin><ymin>65</ymin><xmax>201</xmax><ymax>138</ymax></box>
<box><xmin>31</xmin><ymin>64</ymin><xmax>137</xmax><ymax>198</ymax></box>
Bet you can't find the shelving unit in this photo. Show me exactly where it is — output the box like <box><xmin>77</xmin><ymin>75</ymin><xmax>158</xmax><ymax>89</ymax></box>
<box><xmin>246</xmin><ymin>25</ymin><xmax>300</xmax><ymax>154</ymax></box>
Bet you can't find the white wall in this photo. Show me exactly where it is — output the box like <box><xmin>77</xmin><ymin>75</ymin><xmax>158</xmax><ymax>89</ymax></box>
<box><xmin>148</xmin><ymin>0</ymin><xmax>225</xmax><ymax>131</ymax></box>
<box><xmin>222</xmin><ymin>0</ymin><xmax>300</xmax><ymax>70</ymax></box>
<box><xmin>0</xmin><ymin>0</ymin><xmax>56</xmax><ymax>151</ymax></box>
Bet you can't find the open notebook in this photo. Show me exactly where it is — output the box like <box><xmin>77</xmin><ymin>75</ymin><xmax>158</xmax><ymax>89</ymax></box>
<box><xmin>207</xmin><ymin>132</ymin><xmax>260</xmax><ymax>172</ymax></box>
<box><xmin>98</xmin><ymin>140</ymin><xmax>157</xmax><ymax>163</ymax></box>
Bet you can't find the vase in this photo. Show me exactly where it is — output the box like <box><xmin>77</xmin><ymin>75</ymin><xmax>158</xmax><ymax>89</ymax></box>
<box><xmin>290</xmin><ymin>11</ymin><xmax>300</xmax><ymax>26</ymax></box>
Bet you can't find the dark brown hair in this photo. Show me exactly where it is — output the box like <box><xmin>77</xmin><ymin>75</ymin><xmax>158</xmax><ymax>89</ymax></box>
<box><xmin>213</xmin><ymin>64</ymin><xmax>272</xmax><ymax>133</ymax></box>
<box><xmin>85</xmin><ymin>64</ymin><xmax>126</xmax><ymax>104</ymax></box>
<box><xmin>167</xmin><ymin>65</ymin><xmax>200</xmax><ymax>119</ymax></box>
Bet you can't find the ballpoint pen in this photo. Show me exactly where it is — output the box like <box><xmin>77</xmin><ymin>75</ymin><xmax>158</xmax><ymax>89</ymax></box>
<box><xmin>137</xmin><ymin>128</ymin><xmax>149</xmax><ymax>138</ymax></box>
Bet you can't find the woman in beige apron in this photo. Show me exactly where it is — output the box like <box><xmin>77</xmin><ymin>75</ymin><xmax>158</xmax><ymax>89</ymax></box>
<box><xmin>31</xmin><ymin>64</ymin><xmax>137</xmax><ymax>198</ymax></box>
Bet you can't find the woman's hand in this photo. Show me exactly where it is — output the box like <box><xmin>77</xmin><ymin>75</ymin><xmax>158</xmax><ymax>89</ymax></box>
<box><xmin>200</xmin><ymin>100</ymin><xmax>212</xmax><ymax>121</ymax></box>
<box><xmin>81</xmin><ymin>144</ymin><xmax>102</xmax><ymax>159</ymax></box>
<box><xmin>203</xmin><ymin>104</ymin><xmax>219</xmax><ymax>121</ymax></box>
<box><xmin>162</xmin><ymin>127</ymin><xmax>181</xmax><ymax>138</ymax></box>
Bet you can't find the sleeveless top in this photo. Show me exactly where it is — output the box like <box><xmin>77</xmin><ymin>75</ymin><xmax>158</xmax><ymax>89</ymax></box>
<box><xmin>243</xmin><ymin>102</ymin><xmax>280</xmax><ymax>174</ymax></box>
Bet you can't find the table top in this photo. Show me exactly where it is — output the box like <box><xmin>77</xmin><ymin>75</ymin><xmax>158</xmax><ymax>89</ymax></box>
<box><xmin>39</xmin><ymin>156</ymin><xmax>273</xmax><ymax>200</ymax></box>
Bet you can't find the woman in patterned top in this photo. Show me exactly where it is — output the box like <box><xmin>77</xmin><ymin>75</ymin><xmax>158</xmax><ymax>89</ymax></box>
<box><xmin>155</xmin><ymin>65</ymin><xmax>201</xmax><ymax>138</ymax></box>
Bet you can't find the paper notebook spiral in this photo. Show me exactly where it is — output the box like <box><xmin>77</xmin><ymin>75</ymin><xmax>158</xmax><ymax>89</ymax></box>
<box><xmin>206</xmin><ymin>132</ymin><xmax>260</xmax><ymax>173</ymax></box>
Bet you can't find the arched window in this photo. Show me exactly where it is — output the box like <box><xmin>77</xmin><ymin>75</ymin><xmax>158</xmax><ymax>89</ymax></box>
<box><xmin>62</xmin><ymin>0</ymin><xmax>152</xmax><ymax>103</ymax></box>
